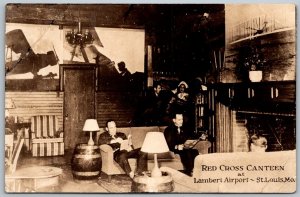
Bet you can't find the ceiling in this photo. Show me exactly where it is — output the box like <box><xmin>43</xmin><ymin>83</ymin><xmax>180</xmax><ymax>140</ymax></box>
<box><xmin>6</xmin><ymin>4</ymin><xmax>224</xmax><ymax>32</ymax></box>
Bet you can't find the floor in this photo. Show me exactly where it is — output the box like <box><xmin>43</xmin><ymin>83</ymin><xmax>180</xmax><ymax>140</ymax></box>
<box><xmin>9</xmin><ymin>149</ymin><xmax>192</xmax><ymax>193</ymax></box>
<box><xmin>13</xmin><ymin>149</ymin><xmax>109</xmax><ymax>193</ymax></box>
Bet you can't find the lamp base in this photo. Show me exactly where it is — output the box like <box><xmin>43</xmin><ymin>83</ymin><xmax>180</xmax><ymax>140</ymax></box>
<box><xmin>87</xmin><ymin>132</ymin><xmax>94</xmax><ymax>146</ymax></box>
<box><xmin>151</xmin><ymin>153</ymin><xmax>162</xmax><ymax>177</ymax></box>
<box><xmin>151</xmin><ymin>166</ymin><xmax>162</xmax><ymax>177</ymax></box>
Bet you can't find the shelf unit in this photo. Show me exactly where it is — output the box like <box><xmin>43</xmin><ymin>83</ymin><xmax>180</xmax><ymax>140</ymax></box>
<box><xmin>194</xmin><ymin>87</ymin><xmax>217</xmax><ymax>153</ymax></box>
<box><xmin>195</xmin><ymin>90</ymin><xmax>209</xmax><ymax>134</ymax></box>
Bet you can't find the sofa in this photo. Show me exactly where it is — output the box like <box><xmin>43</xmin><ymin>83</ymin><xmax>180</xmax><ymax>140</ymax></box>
<box><xmin>161</xmin><ymin>150</ymin><xmax>296</xmax><ymax>193</ymax></box>
<box><xmin>97</xmin><ymin>126</ymin><xmax>211</xmax><ymax>181</ymax></box>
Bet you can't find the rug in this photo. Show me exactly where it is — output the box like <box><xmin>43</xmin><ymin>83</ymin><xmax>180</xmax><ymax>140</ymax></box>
<box><xmin>97</xmin><ymin>174</ymin><xmax>133</xmax><ymax>193</ymax></box>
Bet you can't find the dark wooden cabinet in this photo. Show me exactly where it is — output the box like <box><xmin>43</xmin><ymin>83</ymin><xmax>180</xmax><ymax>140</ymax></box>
<box><xmin>270</xmin><ymin>83</ymin><xmax>296</xmax><ymax>103</ymax></box>
<box><xmin>216</xmin><ymin>81</ymin><xmax>296</xmax><ymax>114</ymax></box>
<box><xmin>248</xmin><ymin>82</ymin><xmax>295</xmax><ymax>103</ymax></box>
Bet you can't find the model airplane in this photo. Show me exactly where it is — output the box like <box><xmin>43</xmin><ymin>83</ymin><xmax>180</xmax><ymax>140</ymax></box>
<box><xmin>246</xmin><ymin>21</ymin><xmax>268</xmax><ymax>35</ymax></box>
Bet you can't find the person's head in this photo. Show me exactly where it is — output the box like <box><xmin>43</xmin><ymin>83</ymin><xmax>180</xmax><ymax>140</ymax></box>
<box><xmin>153</xmin><ymin>83</ymin><xmax>162</xmax><ymax>95</ymax></box>
<box><xmin>106</xmin><ymin>120</ymin><xmax>117</xmax><ymax>136</ymax></box>
<box><xmin>172</xmin><ymin>113</ymin><xmax>184</xmax><ymax>127</ymax></box>
<box><xmin>117</xmin><ymin>61</ymin><xmax>126</xmax><ymax>72</ymax></box>
<box><xmin>250</xmin><ymin>134</ymin><xmax>267</xmax><ymax>152</ymax></box>
<box><xmin>46</xmin><ymin>51</ymin><xmax>58</xmax><ymax>66</ymax></box>
<box><xmin>178</xmin><ymin>81</ymin><xmax>188</xmax><ymax>93</ymax></box>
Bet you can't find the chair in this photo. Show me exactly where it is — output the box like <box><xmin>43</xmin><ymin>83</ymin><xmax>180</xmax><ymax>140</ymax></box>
<box><xmin>6</xmin><ymin>137</ymin><xmax>24</xmax><ymax>175</ymax></box>
<box><xmin>5</xmin><ymin>128</ymin><xmax>14</xmax><ymax>163</ymax></box>
<box><xmin>5</xmin><ymin>137</ymin><xmax>25</xmax><ymax>192</ymax></box>
<box><xmin>30</xmin><ymin>115</ymin><xmax>64</xmax><ymax>157</ymax></box>
<box><xmin>100</xmin><ymin>144</ymin><xmax>136</xmax><ymax>182</ymax></box>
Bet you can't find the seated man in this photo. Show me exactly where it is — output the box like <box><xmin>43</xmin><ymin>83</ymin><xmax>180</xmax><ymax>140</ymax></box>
<box><xmin>164</xmin><ymin>113</ymin><xmax>199</xmax><ymax>176</ymax></box>
<box><xmin>98</xmin><ymin>120</ymin><xmax>147</xmax><ymax>178</ymax></box>
<box><xmin>250</xmin><ymin>134</ymin><xmax>267</xmax><ymax>152</ymax></box>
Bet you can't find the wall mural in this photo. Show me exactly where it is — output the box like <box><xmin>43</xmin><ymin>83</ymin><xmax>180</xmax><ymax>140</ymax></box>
<box><xmin>5</xmin><ymin>23</ymin><xmax>145</xmax><ymax>84</ymax></box>
<box><xmin>5</xmin><ymin>23</ymin><xmax>62</xmax><ymax>79</ymax></box>
<box><xmin>223</xmin><ymin>4</ymin><xmax>296</xmax><ymax>83</ymax></box>
<box><xmin>62</xmin><ymin>25</ymin><xmax>146</xmax><ymax>91</ymax></box>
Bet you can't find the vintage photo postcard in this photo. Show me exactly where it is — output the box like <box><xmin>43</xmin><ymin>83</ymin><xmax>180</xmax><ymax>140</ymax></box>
<box><xmin>4</xmin><ymin>3</ymin><xmax>296</xmax><ymax>193</ymax></box>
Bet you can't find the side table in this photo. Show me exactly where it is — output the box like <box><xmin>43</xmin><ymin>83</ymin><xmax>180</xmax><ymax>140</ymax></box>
<box><xmin>5</xmin><ymin>166</ymin><xmax>62</xmax><ymax>192</ymax></box>
<box><xmin>131</xmin><ymin>171</ymin><xmax>174</xmax><ymax>192</ymax></box>
<box><xmin>71</xmin><ymin>144</ymin><xmax>102</xmax><ymax>183</ymax></box>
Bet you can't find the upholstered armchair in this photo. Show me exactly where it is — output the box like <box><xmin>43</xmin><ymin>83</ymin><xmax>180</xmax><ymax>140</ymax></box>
<box><xmin>100</xmin><ymin>144</ymin><xmax>136</xmax><ymax>182</ymax></box>
<box><xmin>30</xmin><ymin>115</ymin><xmax>64</xmax><ymax>157</ymax></box>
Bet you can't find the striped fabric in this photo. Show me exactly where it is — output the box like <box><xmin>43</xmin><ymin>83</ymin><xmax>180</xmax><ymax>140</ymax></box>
<box><xmin>30</xmin><ymin>115</ymin><xmax>64</xmax><ymax>157</ymax></box>
<box><xmin>31</xmin><ymin>115</ymin><xmax>58</xmax><ymax>138</ymax></box>
<box><xmin>32</xmin><ymin>142</ymin><xmax>64</xmax><ymax>157</ymax></box>
<box><xmin>24</xmin><ymin>128</ymin><xmax>30</xmax><ymax>151</ymax></box>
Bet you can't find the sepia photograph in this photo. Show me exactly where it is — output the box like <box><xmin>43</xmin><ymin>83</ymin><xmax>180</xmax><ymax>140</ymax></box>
<box><xmin>4</xmin><ymin>3</ymin><xmax>296</xmax><ymax>193</ymax></box>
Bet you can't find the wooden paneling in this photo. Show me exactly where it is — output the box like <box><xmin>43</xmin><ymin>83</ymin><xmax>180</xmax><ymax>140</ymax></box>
<box><xmin>5</xmin><ymin>79</ymin><xmax>59</xmax><ymax>91</ymax></box>
<box><xmin>6</xmin><ymin>91</ymin><xmax>141</xmax><ymax>132</ymax></box>
<box><xmin>5</xmin><ymin>92</ymin><xmax>63</xmax><ymax>129</ymax></box>
<box><xmin>96</xmin><ymin>92</ymin><xmax>138</xmax><ymax>128</ymax></box>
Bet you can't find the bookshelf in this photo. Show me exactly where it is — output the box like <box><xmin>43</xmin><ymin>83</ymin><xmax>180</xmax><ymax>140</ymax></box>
<box><xmin>195</xmin><ymin>90</ymin><xmax>209</xmax><ymax>135</ymax></box>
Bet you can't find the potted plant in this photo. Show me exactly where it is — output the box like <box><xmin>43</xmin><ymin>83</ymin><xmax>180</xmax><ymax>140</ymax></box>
<box><xmin>236</xmin><ymin>45</ymin><xmax>267</xmax><ymax>82</ymax></box>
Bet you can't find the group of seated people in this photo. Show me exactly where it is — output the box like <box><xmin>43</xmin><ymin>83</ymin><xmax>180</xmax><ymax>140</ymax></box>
<box><xmin>139</xmin><ymin>79</ymin><xmax>204</xmax><ymax>127</ymax></box>
<box><xmin>97</xmin><ymin>113</ymin><xmax>268</xmax><ymax>179</ymax></box>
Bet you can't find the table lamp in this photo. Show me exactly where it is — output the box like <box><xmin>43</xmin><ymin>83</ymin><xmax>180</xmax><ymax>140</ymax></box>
<box><xmin>141</xmin><ymin>132</ymin><xmax>169</xmax><ymax>177</ymax></box>
<box><xmin>82</xmin><ymin>119</ymin><xmax>100</xmax><ymax>146</ymax></box>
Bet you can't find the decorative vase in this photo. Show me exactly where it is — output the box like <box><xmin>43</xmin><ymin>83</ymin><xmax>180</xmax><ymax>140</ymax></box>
<box><xmin>249</xmin><ymin>70</ymin><xmax>262</xmax><ymax>82</ymax></box>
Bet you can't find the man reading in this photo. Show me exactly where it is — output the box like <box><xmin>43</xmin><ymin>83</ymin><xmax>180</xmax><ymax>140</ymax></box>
<box><xmin>98</xmin><ymin>120</ymin><xmax>147</xmax><ymax>178</ymax></box>
<box><xmin>164</xmin><ymin>113</ymin><xmax>199</xmax><ymax>176</ymax></box>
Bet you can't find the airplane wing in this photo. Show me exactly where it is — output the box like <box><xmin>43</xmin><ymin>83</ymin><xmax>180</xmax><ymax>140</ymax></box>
<box><xmin>6</xmin><ymin>29</ymin><xmax>59</xmax><ymax>77</ymax></box>
<box><xmin>90</xmin><ymin>27</ymin><xmax>104</xmax><ymax>47</ymax></box>
<box><xmin>6</xmin><ymin>29</ymin><xmax>32</xmax><ymax>55</ymax></box>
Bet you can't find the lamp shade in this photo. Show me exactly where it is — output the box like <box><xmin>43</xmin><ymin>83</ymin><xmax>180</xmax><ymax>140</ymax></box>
<box><xmin>141</xmin><ymin>132</ymin><xmax>169</xmax><ymax>153</ymax></box>
<box><xmin>82</xmin><ymin>119</ymin><xmax>100</xmax><ymax>132</ymax></box>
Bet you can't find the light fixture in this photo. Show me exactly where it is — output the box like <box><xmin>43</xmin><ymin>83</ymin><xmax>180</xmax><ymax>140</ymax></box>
<box><xmin>83</xmin><ymin>119</ymin><xmax>100</xmax><ymax>146</ymax></box>
<box><xmin>65</xmin><ymin>21</ymin><xmax>94</xmax><ymax>46</ymax></box>
<box><xmin>141</xmin><ymin>132</ymin><xmax>169</xmax><ymax>177</ymax></box>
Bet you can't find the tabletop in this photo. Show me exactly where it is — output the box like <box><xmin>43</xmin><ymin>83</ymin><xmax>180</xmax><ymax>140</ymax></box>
<box><xmin>6</xmin><ymin>166</ymin><xmax>62</xmax><ymax>179</ymax></box>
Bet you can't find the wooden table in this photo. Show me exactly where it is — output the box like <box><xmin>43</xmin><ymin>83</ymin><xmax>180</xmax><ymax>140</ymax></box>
<box><xmin>5</xmin><ymin>166</ymin><xmax>62</xmax><ymax>192</ymax></box>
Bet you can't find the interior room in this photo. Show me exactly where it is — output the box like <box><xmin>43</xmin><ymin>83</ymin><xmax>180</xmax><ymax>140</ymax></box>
<box><xmin>4</xmin><ymin>4</ymin><xmax>296</xmax><ymax>193</ymax></box>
